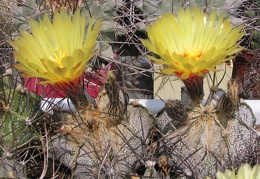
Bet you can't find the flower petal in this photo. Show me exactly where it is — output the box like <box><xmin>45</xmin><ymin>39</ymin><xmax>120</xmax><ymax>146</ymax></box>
<box><xmin>10</xmin><ymin>10</ymin><xmax>101</xmax><ymax>85</ymax></box>
<box><xmin>141</xmin><ymin>7</ymin><xmax>244</xmax><ymax>79</ymax></box>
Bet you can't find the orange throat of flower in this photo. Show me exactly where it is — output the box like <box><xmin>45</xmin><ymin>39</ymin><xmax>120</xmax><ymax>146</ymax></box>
<box><xmin>175</xmin><ymin>70</ymin><xmax>208</xmax><ymax>80</ymax></box>
<box><xmin>183</xmin><ymin>51</ymin><xmax>202</xmax><ymax>60</ymax></box>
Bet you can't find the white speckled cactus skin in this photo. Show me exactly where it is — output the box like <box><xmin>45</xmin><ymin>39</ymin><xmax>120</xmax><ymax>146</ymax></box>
<box><xmin>156</xmin><ymin>82</ymin><xmax>257</xmax><ymax>178</ymax></box>
<box><xmin>49</xmin><ymin>95</ymin><xmax>155</xmax><ymax>178</ymax></box>
<box><xmin>48</xmin><ymin>76</ymin><xmax>257</xmax><ymax>178</ymax></box>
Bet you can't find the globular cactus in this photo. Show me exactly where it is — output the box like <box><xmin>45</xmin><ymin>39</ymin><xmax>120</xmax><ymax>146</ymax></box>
<box><xmin>155</xmin><ymin>79</ymin><xmax>257</xmax><ymax>178</ymax></box>
<box><xmin>48</xmin><ymin>71</ymin><xmax>156</xmax><ymax>178</ymax></box>
<box><xmin>156</xmin><ymin>100</ymin><xmax>188</xmax><ymax>134</ymax></box>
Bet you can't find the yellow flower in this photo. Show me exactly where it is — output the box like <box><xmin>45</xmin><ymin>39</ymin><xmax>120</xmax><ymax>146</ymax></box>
<box><xmin>141</xmin><ymin>7</ymin><xmax>244</xmax><ymax>79</ymax></box>
<box><xmin>215</xmin><ymin>164</ymin><xmax>260</xmax><ymax>179</ymax></box>
<box><xmin>10</xmin><ymin>10</ymin><xmax>101</xmax><ymax>85</ymax></box>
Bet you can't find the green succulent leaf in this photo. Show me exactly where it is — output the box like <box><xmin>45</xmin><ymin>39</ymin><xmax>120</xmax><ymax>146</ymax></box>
<box><xmin>0</xmin><ymin>72</ymin><xmax>40</xmax><ymax>148</ymax></box>
<box><xmin>11</xmin><ymin>0</ymin><xmax>39</xmax><ymax>30</ymax></box>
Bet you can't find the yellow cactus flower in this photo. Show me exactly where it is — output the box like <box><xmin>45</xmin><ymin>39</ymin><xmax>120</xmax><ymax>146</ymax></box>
<box><xmin>141</xmin><ymin>7</ymin><xmax>244</xmax><ymax>80</ymax></box>
<box><xmin>10</xmin><ymin>10</ymin><xmax>101</xmax><ymax>85</ymax></box>
<box><xmin>215</xmin><ymin>164</ymin><xmax>260</xmax><ymax>179</ymax></box>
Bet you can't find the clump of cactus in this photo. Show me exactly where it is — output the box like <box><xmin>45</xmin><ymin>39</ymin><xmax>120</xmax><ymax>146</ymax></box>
<box><xmin>0</xmin><ymin>0</ymin><xmax>259</xmax><ymax>178</ymax></box>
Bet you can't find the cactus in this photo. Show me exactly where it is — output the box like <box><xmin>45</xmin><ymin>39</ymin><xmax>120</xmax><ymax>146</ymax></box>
<box><xmin>0</xmin><ymin>68</ymin><xmax>40</xmax><ymax>148</ymax></box>
<box><xmin>1</xmin><ymin>0</ymin><xmax>259</xmax><ymax>178</ymax></box>
<box><xmin>48</xmin><ymin>72</ymin><xmax>156</xmax><ymax>178</ymax></box>
<box><xmin>155</xmin><ymin>79</ymin><xmax>257</xmax><ymax>178</ymax></box>
<box><xmin>0</xmin><ymin>66</ymin><xmax>41</xmax><ymax>178</ymax></box>
<box><xmin>238</xmin><ymin>0</ymin><xmax>260</xmax><ymax>50</ymax></box>
<box><xmin>0</xmin><ymin>1</ymin><xmax>15</xmax><ymax>46</ymax></box>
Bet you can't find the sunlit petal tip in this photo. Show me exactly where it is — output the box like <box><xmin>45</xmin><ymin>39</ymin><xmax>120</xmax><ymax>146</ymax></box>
<box><xmin>9</xmin><ymin>40</ymin><xmax>18</xmax><ymax>50</ymax></box>
<box><xmin>180</xmin><ymin>73</ymin><xmax>190</xmax><ymax>80</ymax></box>
<box><xmin>161</xmin><ymin>68</ymin><xmax>175</xmax><ymax>74</ymax></box>
<box><xmin>38</xmin><ymin>80</ymin><xmax>50</xmax><ymax>85</ymax></box>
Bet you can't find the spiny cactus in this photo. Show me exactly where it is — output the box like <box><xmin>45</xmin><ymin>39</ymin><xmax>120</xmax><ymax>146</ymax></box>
<box><xmin>0</xmin><ymin>68</ymin><xmax>40</xmax><ymax>148</ymax></box>
<box><xmin>1</xmin><ymin>0</ymin><xmax>259</xmax><ymax>178</ymax></box>
<box><xmin>0</xmin><ymin>66</ymin><xmax>42</xmax><ymax>178</ymax></box>
<box><xmin>155</xmin><ymin>79</ymin><xmax>257</xmax><ymax>178</ymax></box>
<box><xmin>48</xmin><ymin>72</ymin><xmax>156</xmax><ymax>178</ymax></box>
<box><xmin>238</xmin><ymin>0</ymin><xmax>260</xmax><ymax>50</ymax></box>
<box><xmin>0</xmin><ymin>1</ymin><xmax>15</xmax><ymax>46</ymax></box>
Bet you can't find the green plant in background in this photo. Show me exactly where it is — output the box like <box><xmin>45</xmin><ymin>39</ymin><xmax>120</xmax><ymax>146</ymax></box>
<box><xmin>0</xmin><ymin>68</ymin><xmax>40</xmax><ymax>148</ymax></box>
<box><xmin>239</xmin><ymin>0</ymin><xmax>260</xmax><ymax>50</ymax></box>
<box><xmin>0</xmin><ymin>66</ymin><xmax>41</xmax><ymax>178</ymax></box>
<box><xmin>231</xmin><ymin>0</ymin><xmax>259</xmax><ymax>100</ymax></box>
<box><xmin>0</xmin><ymin>1</ymin><xmax>15</xmax><ymax>47</ymax></box>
